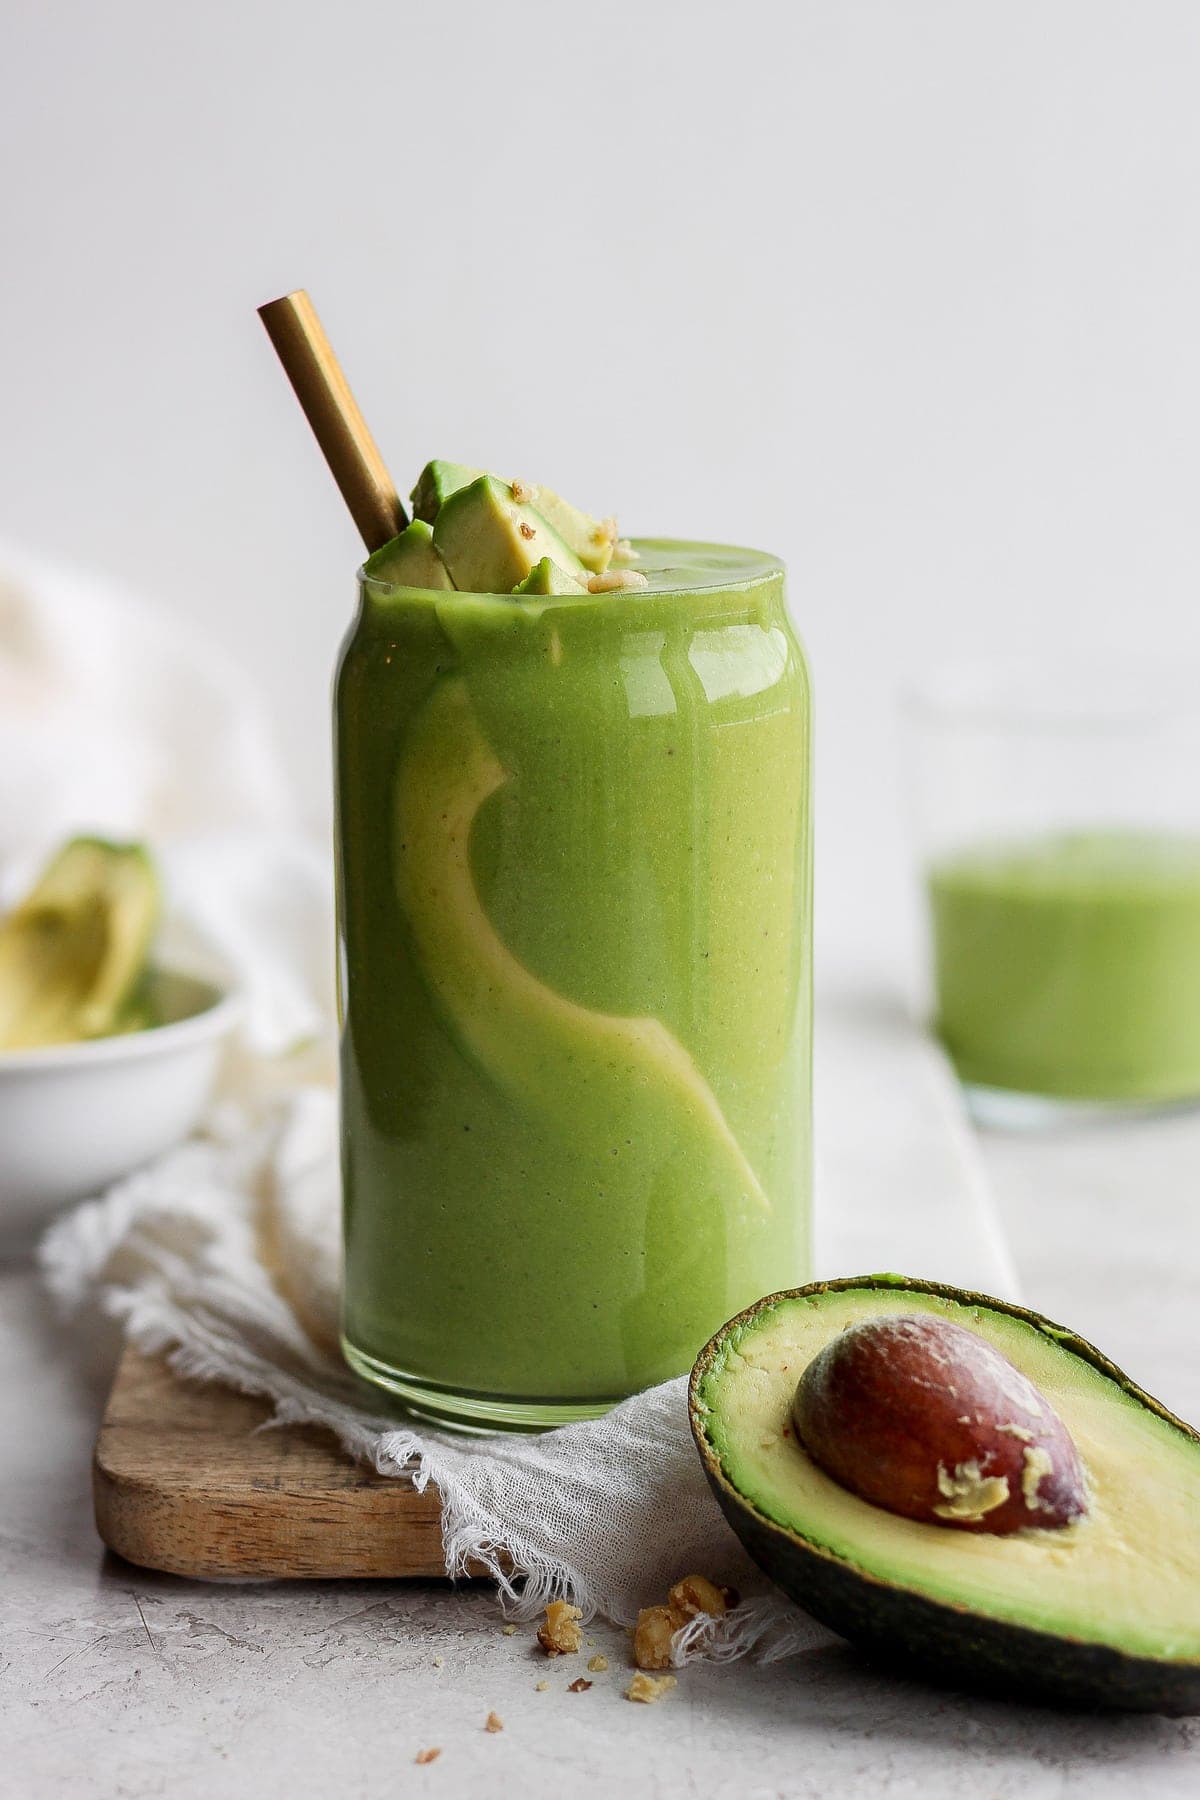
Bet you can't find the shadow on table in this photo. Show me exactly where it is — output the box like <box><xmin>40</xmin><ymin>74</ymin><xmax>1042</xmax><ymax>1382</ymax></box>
<box><xmin>699</xmin><ymin>1638</ymin><xmax>1189</xmax><ymax>1756</ymax></box>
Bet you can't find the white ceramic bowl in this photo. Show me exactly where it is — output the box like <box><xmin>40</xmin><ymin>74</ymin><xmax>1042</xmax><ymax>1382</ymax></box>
<box><xmin>0</xmin><ymin>969</ymin><xmax>241</xmax><ymax>1252</ymax></box>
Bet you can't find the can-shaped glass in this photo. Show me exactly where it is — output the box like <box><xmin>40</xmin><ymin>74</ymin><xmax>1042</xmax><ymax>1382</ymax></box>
<box><xmin>335</xmin><ymin>541</ymin><xmax>812</xmax><ymax>1430</ymax></box>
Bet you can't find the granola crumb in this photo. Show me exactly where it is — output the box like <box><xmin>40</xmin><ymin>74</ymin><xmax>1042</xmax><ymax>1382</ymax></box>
<box><xmin>534</xmin><ymin>1680</ymin><xmax>549</xmax><ymax>1692</ymax></box>
<box><xmin>567</xmin><ymin>1677</ymin><xmax>593</xmax><ymax>1693</ymax></box>
<box><xmin>667</xmin><ymin>1574</ymin><xmax>729</xmax><ymax>1624</ymax></box>
<box><xmin>626</xmin><ymin>1672</ymin><xmax>677</xmax><ymax>1704</ymax></box>
<box><xmin>586</xmin><ymin>568</ymin><xmax>649</xmax><ymax>593</ymax></box>
<box><xmin>518</xmin><ymin>519</ymin><xmax>537</xmax><ymax>540</ymax></box>
<box><xmin>633</xmin><ymin>1604</ymin><xmax>676</xmax><ymax>1671</ymax></box>
<box><xmin>537</xmin><ymin>1600</ymin><xmax>584</xmax><ymax>1657</ymax></box>
<box><xmin>415</xmin><ymin>1747</ymin><xmax>442</xmax><ymax>1765</ymax></box>
<box><xmin>501</xmin><ymin>1624</ymin><xmax>518</xmax><ymax>1637</ymax></box>
<box><xmin>587</xmin><ymin>1654</ymin><xmax>609</xmax><ymax>1672</ymax></box>
<box><xmin>510</xmin><ymin>478</ymin><xmax>537</xmax><ymax>504</ymax></box>
<box><xmin>484</xmin><ymin>1711</ymin><xmax>504</xmax><ymax>1733</ymax></box>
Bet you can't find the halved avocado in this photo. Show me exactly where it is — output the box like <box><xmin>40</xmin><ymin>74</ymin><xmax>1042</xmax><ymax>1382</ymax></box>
<box><xmin>0</xmin><ymin>837</ymin><xmax>160</xmax><ymax>1049</ymax></box>
<box><xmin>689</xmin><ymin>1276</ymin><xmax>1200</xmax><ymax>1714</ymax></box>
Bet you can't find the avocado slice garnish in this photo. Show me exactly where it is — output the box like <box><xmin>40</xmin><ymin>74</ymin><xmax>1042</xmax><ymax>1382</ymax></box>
<box><xmin>363</xmin><ymin>520</ymin><xmax>453</xmax><ymax>591</ymax></box>
<box><xmin>401</xmin><ymin>461</ymin><xmax>630</xmax><ymax>596</ymax></box>
<box><xmin>519</xmin><ymin>485</ymin><xmax>616</xmax><ymax>574</ymax></box>
<box><xmin>511</xmin><ymin>556</ymin><xmax>589</xmax><ymax>597</ymax></box>
<box><xmin>432</xmin><ymin>475</ymin><xmax>588</xmax><ymax>595</ymax></box>
<box><xmin>393</xmin><ymin>678</ymin><xmax>768</xmax><ymax>1215</ymax></box>
<box><xmin>409</xmin><ymin>459</ymin><xmax>484</xmax><ymax>525</ymax></box>
<box><xmin>689</xmin><ymin>1277</ymin><xmax>1200</xmax><ymax>1713</ymax></box>
<box><xmin>0</xmin><ymin>837</ymin><xmax>160</xmax><ymax>1050</ymax></box>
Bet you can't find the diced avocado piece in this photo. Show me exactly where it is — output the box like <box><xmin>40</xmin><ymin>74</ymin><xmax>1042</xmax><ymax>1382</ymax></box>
<box><xmin>512</xmin><ymin>556</ymin><xmax>588</xmax><ymax>597</ymax></box>
<box><xmin>528</xmin><ymin>486</ymin><xmax>615</xmax><ymax>574</ymax></box>
<box><xmin>409</xmin><ymin>460</ymin><xmax>484</xmax><ymax>525</ymax></box>
<box><xmin>433</xmin><ymin>475</ymin><xmax>587</xmax><ymax>594</ymax></box>
<box><xmin>364</xmin><ymin>520</ymin><xmax>453</xmax><ymax>590</ymax></box>
<box><xmin>0</xmin><ymin>837</ymin><xmax>160</xmax><ymax>1049</ymax></box>
<box><xmin>691</xmin><ymin>1277</ymin><xmax>1200</xmax><ymax>1714</ymax></box>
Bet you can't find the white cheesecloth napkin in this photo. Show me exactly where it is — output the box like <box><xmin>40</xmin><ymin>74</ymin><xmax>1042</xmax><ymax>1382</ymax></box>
<box><xmin>4</xmin><ymin>543</ymin><xmax>1020</xmax><ymax>1663</ymax></box>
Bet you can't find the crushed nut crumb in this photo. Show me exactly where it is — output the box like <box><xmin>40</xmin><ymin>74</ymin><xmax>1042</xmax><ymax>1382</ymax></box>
<box><xmin>501</xmin><ymin>1624</ymin><xmax>518</xmax><ymax>1636</ymax></box>
<box><xmin>668</xmin><ymin>1574</ymin><xmax>729</xmax><ymax>1623</ymax></box>
<box><xmin>484</xmin><ymin>1711</ymin><xmax>504</xmax><ymax>1733</ymax></box>
<box><xmin>534</xmin><ymin>1680</ymin><xmax>549</xmax><ymax>1692</ymax></box>
<box><xmin>587</xmin><ymin>1653</ymin><xmax>609</xmax><ymax>1672</ymax></box>
<box><xmin>518</xmin><ymin>520</ymin><xmax>537</xmax><ymax>540</ymax></box>
<box><xmin>432</xmin><ymin>1655</ymin><xmax>444</xmax><ymax>1668</ymax></box>
<box><xmin>633</xmin><ymin>1604</ymin><xmax>676</xmax><ymax>1671</ymax></box>
<box><xmin>415</xmin><ymin>1747</ymin><xmax>442</xmax><ymax>1765</ymax></box>
<box><xmin>567</xmin><ymin>1678</ymin><xmax>593</xmax><ymax>1693</ymax></box>
<box><xmin>537</xmin><ymin>1600</ymin><xmax>584</xmax><ymax>1656</ymax></box>
<box><xmin>586</xmin><ymin>569</ymin><xmax>649</xmax><ymax>593</ymax></box>
<box><xmin>626</xmin><ymin>1672</ymin><xmax>677</xmax><ymax>1704</ymax></box>
<box><xmin>510</xmin><ymin>479</ymin><xmax>537</xmax><ymax>504</ymax></box>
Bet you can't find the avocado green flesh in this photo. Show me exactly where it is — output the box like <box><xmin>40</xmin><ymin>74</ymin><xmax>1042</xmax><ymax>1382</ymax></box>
<box><xmin>433</xmin><ymin>475</ymin><xmax>586</xmax><ymax>593</ymax></box>
<box><xmin>512</xmin><ymin>556</ymin><xmax>587</xmax><ymax>596</ymax></box>
<box><xmin>364</xmin><ymin>520</ymin><xmax>452</xmax><ymax>591</ymax></box>
<box><xmin>694</xmin><ymin>1284</ymin><xmax>1200</xmax><ymax>1665</ymax></box>
<box><xmin>409</xmin><ymin>459</ymin><xmax>483</xmax><ymax>525</ymax></box>
<box><xmin>526</xmin><ymin>487</ymin><xmax>613</xmax><ymax>574</ymax></box>
<box><xmin>0</xmin><ymin>838</ymin><xmax>159</xmax><ymax>1049</ymax></box>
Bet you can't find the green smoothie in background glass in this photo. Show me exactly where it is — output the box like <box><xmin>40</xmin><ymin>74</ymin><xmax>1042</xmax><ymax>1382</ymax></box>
<box><xmin>931</xmin><ymin>830</ymin><xmax>1200</xmax><ymax>1104</ymax></box>
<box><xmin>336</xmin><ymin>463</ymin><xmax>813</xmax><ymax>1430</ymax></box>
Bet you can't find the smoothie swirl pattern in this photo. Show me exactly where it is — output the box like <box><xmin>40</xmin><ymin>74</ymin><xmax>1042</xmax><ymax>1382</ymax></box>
<box><xmin>394</xmin><ymin>677</ymin><xmax>770</xmax><ymax>1217</ymax></box>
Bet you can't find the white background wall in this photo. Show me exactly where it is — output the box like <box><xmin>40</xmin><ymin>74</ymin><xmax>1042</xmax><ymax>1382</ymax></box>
<box><xmin>3</xmin><ymin>0</ymin><xmax>1200</xmax><ymax>983</ymax></box>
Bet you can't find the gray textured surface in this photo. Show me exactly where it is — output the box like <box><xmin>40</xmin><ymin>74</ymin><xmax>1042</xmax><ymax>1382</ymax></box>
<box><xmin>3</xmin><ymin>1110</ymin><xmax>1200</xmax><ymax>1798</ymax></box>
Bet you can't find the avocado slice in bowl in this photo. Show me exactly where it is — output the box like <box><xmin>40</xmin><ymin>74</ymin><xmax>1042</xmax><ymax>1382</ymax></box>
<box><xmin>0</xmin><ymin>836</ymin><xmax>160</xmax><ymax>1050</ymax></box>
<box><xmin>689</xmin><ymin>1276</ymin><xmax>1200</xmax><ymax>1713</ymax></box>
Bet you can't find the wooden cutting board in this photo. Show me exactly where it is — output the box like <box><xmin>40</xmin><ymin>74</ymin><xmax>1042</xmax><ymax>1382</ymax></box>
<box><xmin>93</xmin><ymin>1349</ymin><xmax>460</xmax><ymax>1580</ymax></box>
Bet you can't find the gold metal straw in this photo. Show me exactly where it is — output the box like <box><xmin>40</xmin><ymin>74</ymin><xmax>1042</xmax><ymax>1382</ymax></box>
<box><xmin>257</xmin><ymin>290</ymin><xmax>407</xmax><ymax>552</ymax></box>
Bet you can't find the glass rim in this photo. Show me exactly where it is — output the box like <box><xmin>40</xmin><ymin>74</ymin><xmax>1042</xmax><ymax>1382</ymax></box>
<box><xmin>901</xmin><ymin>657</ymin><xmax>1200</xmax><ymax>733</ymax></box>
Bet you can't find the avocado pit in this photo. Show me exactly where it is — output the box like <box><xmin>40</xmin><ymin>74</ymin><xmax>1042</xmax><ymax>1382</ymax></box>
<box><xmin>791</xmin><ymin>1313</ymin><xmax>1087</xmax><ymax>1534</ymax></box>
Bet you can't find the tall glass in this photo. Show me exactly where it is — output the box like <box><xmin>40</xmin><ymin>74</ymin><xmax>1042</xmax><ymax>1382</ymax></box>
<box><xmin>335</xmin><ymin>541</ymin><xmax>812</xmax><ymax>1430</ymax></box>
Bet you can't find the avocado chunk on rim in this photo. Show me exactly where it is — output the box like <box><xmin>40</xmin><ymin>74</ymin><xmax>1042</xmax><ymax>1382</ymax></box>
<box><xmin>364</xmin><ymin>520</ymin><xmax>453</xmax><ymax>591</ymax></box>
<box><xmin>512</xmin><ymin>556</ymin><xmax>588</xmax><ymax>597</ymax></box>
<box><xmin>409</xmin><ymin>459</ymin><xmax>484</xmax><ymax>525</ymax></box>
<box><xmin>523</xmin><ymin>485</ymin><xmax>615</xmax><ymax>574</ymax></box>
<box><xmin>0</xmin><ymin>837</ymin><xmax>160</xmax><ymax>1050</ymax></box>
<box><xmin>689</xmin><ymin>1275</ymin><xmax>1200</xmax><ymax>1714</ymax></box>
<box><xmin>433</xmin><ymin>475</ymin><xmax>586</xmax><ymax>594</ymax></box>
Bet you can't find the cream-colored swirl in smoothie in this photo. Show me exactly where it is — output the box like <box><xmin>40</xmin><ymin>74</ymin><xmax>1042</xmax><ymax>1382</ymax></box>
<box><xmin>394</xmin><ymin>677</ymin><xmax>769</xmax><ymax>1214</ymax></box>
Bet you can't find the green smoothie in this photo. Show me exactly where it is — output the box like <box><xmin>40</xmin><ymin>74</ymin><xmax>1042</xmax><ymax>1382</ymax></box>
<box><xmin>335</xmin><ymin>524</ymin><xmax>812</xmax><ymax>1430</ymax></box>
<box><xmin>930</xmin><ymin>829</ymin><xmax>1200</xmax><ymax>1102</ymax></box>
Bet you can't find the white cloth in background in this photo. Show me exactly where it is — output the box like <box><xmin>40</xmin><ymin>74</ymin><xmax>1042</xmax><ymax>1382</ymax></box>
<box><xmin>7</xmin><ymin>544</ymin><xmax>1018</xmax><ymax>1660</ymax></box>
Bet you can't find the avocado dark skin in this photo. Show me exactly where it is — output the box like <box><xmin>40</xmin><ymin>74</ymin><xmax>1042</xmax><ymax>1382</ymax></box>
<box><xmin>689</xmin><ymin>1276</ymin><xmax>1200</xmax><ymax>1715</ymax></box>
